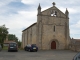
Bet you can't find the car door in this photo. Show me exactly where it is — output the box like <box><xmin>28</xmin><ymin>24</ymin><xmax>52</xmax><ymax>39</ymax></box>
<box><xmin>73</xmin><ymin>53</ymin><xmax>80</xmax><ymax>60</ymax></box>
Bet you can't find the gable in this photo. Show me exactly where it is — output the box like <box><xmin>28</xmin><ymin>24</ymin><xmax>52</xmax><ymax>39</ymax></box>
<box><xmin>41</xmin><ymin>6</ymin><xmax>66</xmax><ymax>18</ymax></box>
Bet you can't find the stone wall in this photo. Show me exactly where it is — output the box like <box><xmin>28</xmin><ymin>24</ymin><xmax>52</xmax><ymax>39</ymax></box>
<box><xmin>22</xmin><ymin>23</ymin><xmax>37</xmax><ymax>48</ymax></box>
<box><xmin>22</xmin><ymin>2</ymin><xmax>70</xmax><ymax>50</ymax></box>
<box><xmin>69</xmin><ymin>39</ymin><xmax>80</xmax><ymax>52</ymax></box>
<box><xmin>37</xmin><ymin>6</ymin><xmax>70</xmax><ymax>50</ymax></box>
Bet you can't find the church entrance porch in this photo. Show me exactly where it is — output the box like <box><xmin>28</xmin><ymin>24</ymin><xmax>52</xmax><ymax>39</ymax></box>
<box><xmin>51</xmin><ymin>41</ymin><xmax>56</xmax><ymax>49</ymax></box>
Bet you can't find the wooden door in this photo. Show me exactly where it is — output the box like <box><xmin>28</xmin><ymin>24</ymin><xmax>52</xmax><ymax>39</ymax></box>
<box><xmin>51</xmin><ymin>41</ymin><xmax>56</xmax><ymax>49</ymax></box>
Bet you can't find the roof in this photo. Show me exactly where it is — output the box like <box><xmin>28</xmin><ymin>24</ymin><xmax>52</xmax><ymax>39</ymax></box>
<box><xmin>4</xmin><ymin>40</ymin><xmax>16</xmax><ymax>44</ymax></box>
<box><xmin>41</xmin><ymin>5</ymin><xmax>66</xmax><ymax>17</ymax></box>
<box><xmin>70</xmin><ymin>38</ymin><xmax>80</xmax><ymax>45</ymax></box>
<box><xmin>22</xmin><ymin>23</ymin><xmax>37</xmax><ymax>32</ymax></box>
<box><xmin>71</xmin><ymin>39</ymin><xmax>80</xmax><ymax>41</ymax></box>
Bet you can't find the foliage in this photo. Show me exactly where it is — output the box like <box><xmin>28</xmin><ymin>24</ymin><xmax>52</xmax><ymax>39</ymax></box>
<box><xmin>8</xmin><ymin>34</ymin><xmax>18</xmax><ymax>43</ymax></box>
<box><xmin>18</xmin><ymin>41</ymin><xmax>21</xmax><ymax>48</ymax></box>
<box><xmin>0</xmin><ymin>25</ymin><xmax>8</xmax><ymax>48</ymax></box>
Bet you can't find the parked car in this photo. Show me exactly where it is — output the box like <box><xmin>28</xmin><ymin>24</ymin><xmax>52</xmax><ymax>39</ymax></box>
<box><xmin>24</xmin><ymin>44</ymin><xmax>38</xmax><ymax>52</ymax></box>
<box><xmin>0</xmin><ymin>44</ymin><xmax>2</xmax><ymax>51</ymax></box>
<box><xmin>73</xmin><ymin>52</ymin><xmax>80</xmax><ymax>60</ymax></box>
<box><xmin>8</xmin><ymin>42</ymin><xmax>18</xmax><ymax>52</ymax></box>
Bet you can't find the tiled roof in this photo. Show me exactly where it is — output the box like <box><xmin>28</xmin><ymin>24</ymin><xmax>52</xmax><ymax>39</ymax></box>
<box><xmin>70</xmin><ymin>39</ymin><xmax>80</xmax><ymax>45</ymax></box>
<box><xmin>4</xmin><ymin>40</ymin><xmax>15</xmax><ymax>44</ymax></box>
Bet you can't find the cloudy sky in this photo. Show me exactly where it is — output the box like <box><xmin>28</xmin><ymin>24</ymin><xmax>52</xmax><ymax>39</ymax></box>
<box><xmin>0</xmin><ymin>0</ymin><xmax>80</xmax><ymax>41</ymax></box>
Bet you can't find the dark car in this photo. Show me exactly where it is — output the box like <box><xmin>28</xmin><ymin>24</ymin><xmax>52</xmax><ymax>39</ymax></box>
<box><xmin>24</xmin><ymin>44</ymin><xmax>38</xmax><ymax>52</ymax></box>
<box><xmin>0</xmin><ymin>44</ymin><xmax>2</xmax><ymax>51</ymax></box>
<box><xmin>73</xmin><ymin>52</ymin><xmax>80</xmax><ymax>60</ymax></box>
<box><xmin>8</xmin><ymin>42</ymin><xmax>18</xmax><ymax>52</ymax></box>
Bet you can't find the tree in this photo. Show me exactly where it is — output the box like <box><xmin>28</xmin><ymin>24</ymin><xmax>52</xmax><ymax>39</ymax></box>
<box><xmin>8</xmin><ymin>34</ymin><xmax>18</xmax><ymax>43</ymax></box>
<box><xmin>8</xmin><ymin>34</ymin><xmax>21</xmax><ymax>48</ymax></box>
<box><xmin>18</xmin><ymin>41</ymin><xmax>21</xmax><ymax>48</ymax></box>
<box><xmin>0</xmin><ymin>25</ymin><xmax>8</xmax><ymax>48</ymax></box>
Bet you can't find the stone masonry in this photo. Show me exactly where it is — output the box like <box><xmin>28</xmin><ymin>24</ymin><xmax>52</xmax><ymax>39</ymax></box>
<box><xmin>22</xmin><ymin>2</ymin><xmax>70</xmax><ymax>50</ymax></box>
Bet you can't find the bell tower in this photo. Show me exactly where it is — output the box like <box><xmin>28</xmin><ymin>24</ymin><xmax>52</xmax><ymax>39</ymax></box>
<box><xmin>37</xmin><ymin>2</ymin><xmax>70</xmax><ymax>50</ymax></box>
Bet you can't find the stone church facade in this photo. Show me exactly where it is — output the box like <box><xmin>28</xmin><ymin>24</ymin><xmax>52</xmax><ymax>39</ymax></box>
<box><xmin>22</xmin><ymin>2</ymin><xmax>70</xmax><ymax>50</ymax></box>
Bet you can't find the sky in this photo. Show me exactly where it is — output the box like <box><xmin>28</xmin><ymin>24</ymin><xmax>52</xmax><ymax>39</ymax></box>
<box><xmin>0</xmin><ymin>0</ymin><xmax>80</xmax><ymax>41</ymax></box>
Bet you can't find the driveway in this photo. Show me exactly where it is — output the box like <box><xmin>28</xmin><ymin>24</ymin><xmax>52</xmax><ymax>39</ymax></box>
<box><xmin>0</xmin><ymin>50</ymin><xmax>77</xmax><ymax>60</ymax></box>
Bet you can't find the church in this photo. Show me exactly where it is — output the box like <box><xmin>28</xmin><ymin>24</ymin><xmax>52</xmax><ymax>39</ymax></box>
<box><xmin>22</xmin><ymin>2</ymin><xmax>70</xmax><ymax>50</ymax></box>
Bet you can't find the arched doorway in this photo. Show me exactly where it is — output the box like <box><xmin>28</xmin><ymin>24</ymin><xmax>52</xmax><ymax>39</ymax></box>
<box><xmin>51</xmin><ymin>41</ymin><xmax>56</xmax><ymax>49</ymax></box>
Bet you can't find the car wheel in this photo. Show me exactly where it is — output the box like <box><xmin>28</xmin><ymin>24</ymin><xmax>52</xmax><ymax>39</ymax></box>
<box><xmin>28</xmin><ymin>49</ymin><xmax>31</xmax><ymax>52</ymax></box>
<box><xmin>36</xmin><ymin>50</ymin><xmax>38</xmax><ymax>52</ymax></box>
<box><xmin>16</xmin><ymin>50</ymin><xmax>18</xmax><ymax>52</ymax></box>
<box><xmin>25</xmin><ymin>48</ymin><xmax>27</xmax><ymax>51</ymax></box>
<box><xmin>8</xmin><ymin>50</ymin><xmax>10</xmax><ymax>52</ymax></box>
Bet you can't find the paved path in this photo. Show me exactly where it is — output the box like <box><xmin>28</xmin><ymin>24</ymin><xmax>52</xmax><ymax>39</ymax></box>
<box><xmin>0</xmin><ymin>50</ymin><xmax>78</xmax><ymax>60</ymax></box>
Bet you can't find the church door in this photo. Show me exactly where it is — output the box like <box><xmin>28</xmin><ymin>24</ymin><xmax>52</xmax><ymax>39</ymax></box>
<box><xmin>51</xmin><ymin>41</ymin><xmax>56</xmax><ymax>49</ymax></box>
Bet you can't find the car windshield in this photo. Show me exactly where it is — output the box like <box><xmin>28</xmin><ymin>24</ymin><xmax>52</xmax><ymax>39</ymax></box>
<box><xmin>27</xmin><ymin>44</ymin><xmax>31</xmax><ymax>47</ymax></box>
<box><xmin>32</xmin><ymin>44</ymin><xmax>36</xmax><ymax>47</ymax></box>
<box><xmin>10</xmin><ymin>43</ymin><xmax>17</xmax><ymax>46</ymax></box>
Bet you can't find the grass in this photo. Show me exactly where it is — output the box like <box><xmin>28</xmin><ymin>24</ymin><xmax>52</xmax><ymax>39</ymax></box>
<box><xmin>18</xmin><ymin>48</ymin><xmax>23</xmax><ymax>50</ymax></box>
<box><xmin>3</xmin><ymin>46</ymin><xmax>23</xmax><ymax>50</ymax></box>
<box><xmin>3</xmin><ymin>46</ymin><xmax>8</xmax><ymax>50</ymax></box>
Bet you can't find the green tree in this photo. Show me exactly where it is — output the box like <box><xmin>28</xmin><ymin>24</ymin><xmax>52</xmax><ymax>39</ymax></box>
<box><xmin>0</xmin><ymin>25</ymin><xmax>8</xmax><ymax>48</ymax></box>
<box><xmin>8</xmin><ymin>34</ymin><xmax>18</xmax><ymax>43</ymax></box>
<box><xmin>18</xmin><ymin>41</ymin><xmax>21</xmax><ymax>48</ymax></box>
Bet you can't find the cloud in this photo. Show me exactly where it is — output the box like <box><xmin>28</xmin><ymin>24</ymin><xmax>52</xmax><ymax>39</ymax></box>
<box><xmin>70</xmin><ymin>20</ymin><xmax>80</xmax><ymax>29</ymax></box>
<box><xmin>21</xmin><ymin>0</ymin><xmax>38</xmax><ymax>4</ymax></box>
<box><xmin>0</xmin><ymin>0</ymin><xmax>80</xmax><ymax>40</ymax></box>
<box><xmin>0</xmin><ymin>10</ymin><xmax>37</xmax><ymax>40</ymax></box>
<box><xmin>0</xmin><ymin>0</ymin><xmax>18</xmax><ymax>7</ymax></box>
<box><xmin>70</xmin><ymin>19</ymin><xmax>80</xmax><ymax>39</ymax></box>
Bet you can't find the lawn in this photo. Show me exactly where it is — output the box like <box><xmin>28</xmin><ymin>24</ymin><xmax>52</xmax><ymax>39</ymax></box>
<box><xmin>3</xmin><ymin>46</ymin><xmax>8</xmax><ymax>50</ymax></box>
<box><xmin>3</xmin><ymin>46</ymin><xmax>23</xmax><ymax>50</ymax></box>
